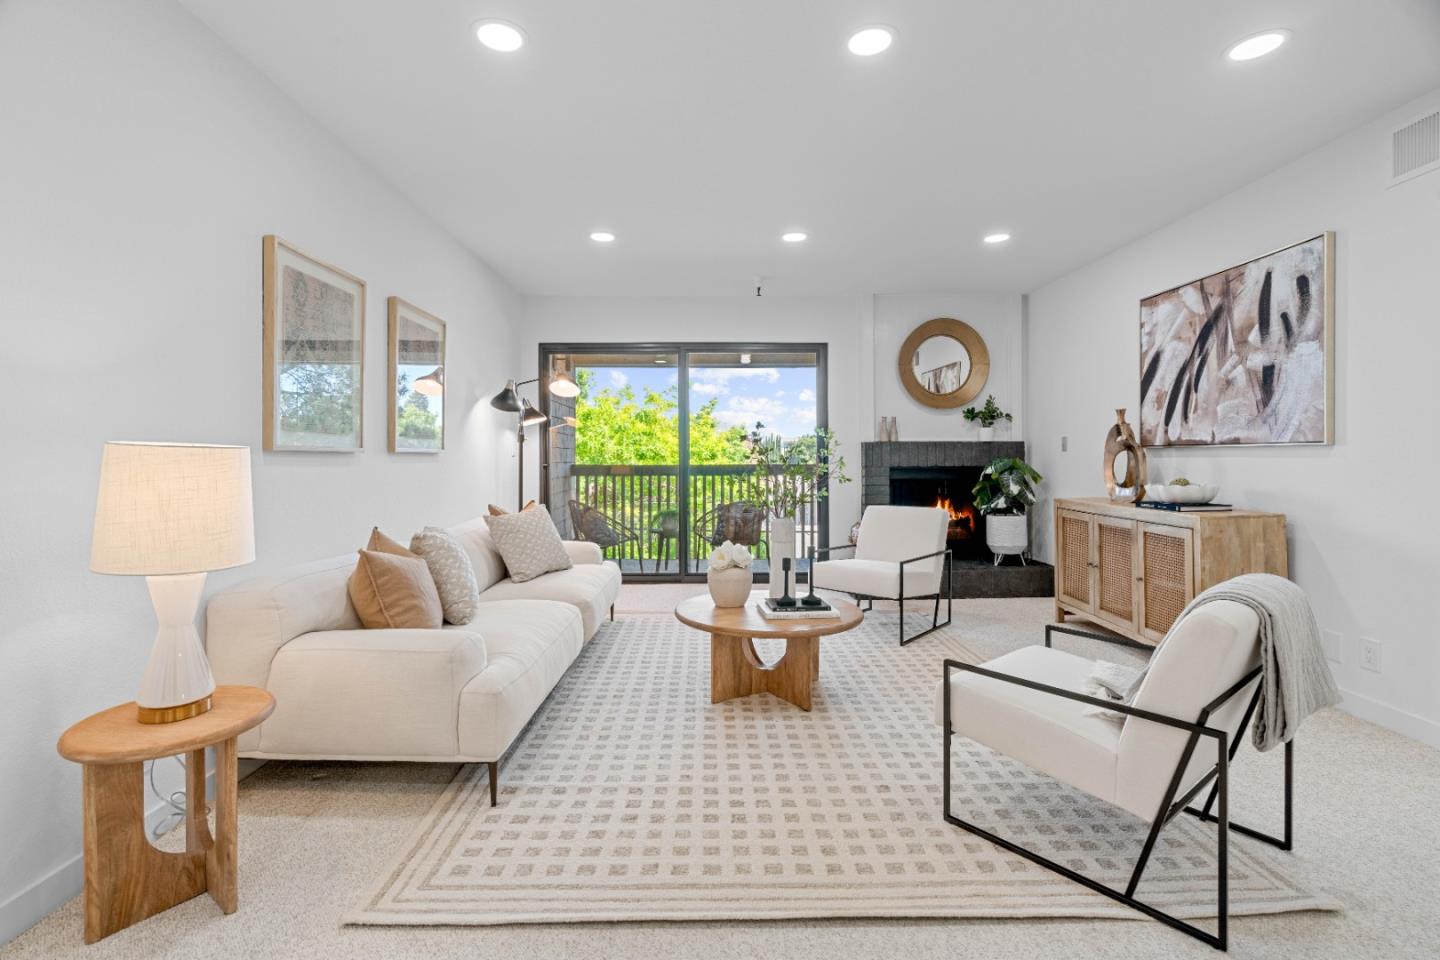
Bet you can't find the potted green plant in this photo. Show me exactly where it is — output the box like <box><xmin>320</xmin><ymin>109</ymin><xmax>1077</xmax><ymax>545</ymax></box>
<box><xmin>972</xmin><ymin>456</ymin><xmax>1043</xmax><ymax>565</ymax></box>
<box><xmin>745</xmin><ymin>424</ymin><xmax>851</xmax><ymax>598</ymax></box>
<box><xmin>962</xmin><ymin>395</ymin><xmax>1012</xmax><ymax>440</ymax></box>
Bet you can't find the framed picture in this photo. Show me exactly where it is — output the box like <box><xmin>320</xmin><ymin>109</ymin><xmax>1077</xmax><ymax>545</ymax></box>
<box><xmin>1139</xmin><ymin>232</ymin><xmax>1334</xmax><ymax>447</ymax></box>
<box><xmin>262</xmin><ymin>236</ymin><xmax>366</xmax><ymax>451</ymax></box>
<box><xmin>388</xmin><ymin>297</ymin><xmax>446</xmax><ymax>453</ymax></box>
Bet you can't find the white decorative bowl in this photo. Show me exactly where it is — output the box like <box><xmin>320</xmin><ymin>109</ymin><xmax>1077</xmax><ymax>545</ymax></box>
<box><xmin>707</xmin><ymin>566</ymin><xmax>752</xmax><ymax>607</ymax></box>
<box><xmin>1146</xmin><ymin>482</ymin><xmax>1217</xmax><ymax>504</ymax></box>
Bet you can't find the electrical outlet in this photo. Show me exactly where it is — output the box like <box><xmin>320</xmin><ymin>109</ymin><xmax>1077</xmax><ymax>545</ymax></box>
<box><xmin>1060</xmin><ymin>435</ymin><xmax>1068</xmax><ymax>452</ymax></box>
<box><xmin>1321</xmin><ymin>629</ymin><xmax>1342</xmax><ymax>663</ymax></box>
<box><xmin>1360</xmin><ymin>637</ymin><xmax>1382</xmax><ymax>673</ymax></box>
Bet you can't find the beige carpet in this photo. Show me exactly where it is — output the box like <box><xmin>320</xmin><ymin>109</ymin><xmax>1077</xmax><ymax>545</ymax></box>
<box><xmin>12</xmin><ymin>593</ymin><xmax>1440</xmax><ymax>959</ymax></box>
<box><xmin>349</xmin><ymin>612</ymin><xmax>1334</xmax><ymax>926</ymax></box>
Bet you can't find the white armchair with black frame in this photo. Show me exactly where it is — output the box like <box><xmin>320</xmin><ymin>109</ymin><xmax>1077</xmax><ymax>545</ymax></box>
<box><xmin>936</xmin><ymin>600</ymin><xmax>1295</xmax><ymax>951</ymax></box>
<box><xmin>809</xmin><ymin>505</ymin><xmax>953</xmax><ymax>646</ymax></box>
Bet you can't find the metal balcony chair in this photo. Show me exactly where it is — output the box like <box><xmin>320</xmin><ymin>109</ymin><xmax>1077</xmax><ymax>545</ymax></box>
<box><xmin>936</xmin><ymin>600</ymin><xmax>1295</xmax><ymax>951</ymax></box>
<box><xmin>693</xmin><ymin>501</ymin><xmax>768</xmax><ymax>559</ymax></box>
<box><xmin>567</xmin><ymin>499</ymin><xmax>642</xmax><ymax>571</ymax></box>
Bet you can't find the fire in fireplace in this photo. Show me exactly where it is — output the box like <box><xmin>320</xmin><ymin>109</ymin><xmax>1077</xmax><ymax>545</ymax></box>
<box><xmin>889</xmin><ymin>467</ymin><xmax>986</xmax><ymax>561</ymax></box>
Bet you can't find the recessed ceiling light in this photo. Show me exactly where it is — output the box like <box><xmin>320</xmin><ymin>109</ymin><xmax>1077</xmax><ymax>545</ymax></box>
<box><xmin>1227</xmin><ymin>30</ymin><xmax>1288</xmax><ymax>62</ymax></box>
<box><xmin>983</xmin><ymin>233</ymin><xmax>1012</xmax><ymax>244</ymax></box>
<box><xmin>474</xmin><ymin>20</ymin><xmax>525</xmax><ymax>52</ymax></box>
<box><xmin>847</xmin><ymin>26</ymin><xmax>894</xmax><ymax>57</ymax></box>
<box><xmin>589</xmin><ymin>231</ymin><xmax>616</xmax><ymax>243</ymax></box>
<box><xmin>781</xmin><ymin>232</ymin><xmax>808</xmax><ymax>243</ymax></box>
<box><xmin>653</xmin><ymin>357</ymin><xmax>665</xmax><ymax>364</ymax></box>
<box><xmin>739</xmin><ymin>353</ymin><xmax>752</xmax><ymax>365</ymax></box>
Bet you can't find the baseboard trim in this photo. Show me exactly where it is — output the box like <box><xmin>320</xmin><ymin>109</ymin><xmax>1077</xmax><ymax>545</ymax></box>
<box><xmin>1338</xmin><ymin>688</ymin><xmax>1440</xmax><ymax>749</ymax></box>
<box><xmin>0</xmin><ymin>762</ymin><xmax>242</xmax><ymax>948</ymax></box>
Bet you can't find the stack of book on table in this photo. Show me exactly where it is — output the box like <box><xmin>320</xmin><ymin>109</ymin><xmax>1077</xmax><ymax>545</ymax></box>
<box><xmin>757</xmin><ymin>597</ymin><xmax>841</xmax><ymax>620</ymax></box>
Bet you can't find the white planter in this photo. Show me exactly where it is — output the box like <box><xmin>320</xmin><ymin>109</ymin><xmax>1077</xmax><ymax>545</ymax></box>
<box><xmin>768</xmin><ymin>516</ymin><xmax>797</xmax><ymax>599</ymax></box>
<box><xmin>986</xmin><ymin>514</ymin><xmax>1028</xmax><ymax>562</ymax></box>
<box><xmin>707</xmin><ymin>566</ymin><xmax>753</xmax><ymax>607</ymax></box>
<box><xmin>977</xmin><ymin>425</ymin><xmax>995</xmax><ymax>441</ymax></box>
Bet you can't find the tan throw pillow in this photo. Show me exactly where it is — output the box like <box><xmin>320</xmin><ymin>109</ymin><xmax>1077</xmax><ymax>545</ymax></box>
<box><xmin>410</xmin><ymin>526</ymin><xmax>481</xmax><ymax>625</ymax></box>
<box><xmin>348</xmin><ymin>528</ymin><xmax>443</xmax><ymax>628</ymax></box>
<box><xmin>484</xmin><ymin>509</ymin><xmax>573</xmax><ymax>583</ymax></box>
<box><xmin>487</xmin><ymin>500</ymin><xmax>538</xmax><ymax>517</ymax></box>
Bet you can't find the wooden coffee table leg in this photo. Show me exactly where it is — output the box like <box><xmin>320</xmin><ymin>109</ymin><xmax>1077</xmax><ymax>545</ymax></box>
<box><xmin>710</xmin><ymin>633</ymin><xmax>817</xmax><ymax>711</ymax></box>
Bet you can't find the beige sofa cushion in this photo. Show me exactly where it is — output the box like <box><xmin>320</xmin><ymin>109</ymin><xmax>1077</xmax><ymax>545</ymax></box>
<box><xmin>348</xmin><ymin>547</ymin><xmax>444</xmax><ymax>629</ymax></box>
<box><xmin>479</xmin><ymin>561</ymin><xmax>620</xmax><ymax>639</ymax></box>
<box><xmin>259</xmin><ymin>627</ymin><xmax>488</xmax><ymax>759</ymax></box>
<box><xmin>448</xmin><ymin>517</ymin><xmax>508</xmax><ymax>593</ymax></box>
<box><xmin>411</xmin><ymin>526</ymin><xmax>481</xmax><ymax>625</ymax></box>
<box><xmin>484</xmin><ymin>510</ymin><xmax>573</xmax><ymax>583</ymax></box>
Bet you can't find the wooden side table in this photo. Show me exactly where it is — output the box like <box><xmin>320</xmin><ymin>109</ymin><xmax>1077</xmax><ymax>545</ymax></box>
<box><xmin>56</xmin><ymin>685</ymin><xmax>275</xmax><ymax>943</ymax></box>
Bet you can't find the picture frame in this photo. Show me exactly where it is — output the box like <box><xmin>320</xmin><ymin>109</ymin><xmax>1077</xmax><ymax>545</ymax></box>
<box><xmin>262</xmin><ymin>235</ymin><xmax>366</xmax><ymax>451</ymax></box>
<box><xmin>1138</xmin><ymin>232</ymin><xmax>1334</xmax><ymax>447</ymax></box>
<box><xmin>388</xmin><ymin>297</ymin><xmax>446</xmax><ymax>453</ymax></box>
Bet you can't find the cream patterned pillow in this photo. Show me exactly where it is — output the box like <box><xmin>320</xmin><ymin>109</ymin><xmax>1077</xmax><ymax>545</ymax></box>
<box><xmin>410</xmin><ymin>526</ymin><xmax>481</xmax><ymax>625</ymax></box>
<box><xmin>483</xmin><ymin>509</ymin><xmax>573</xmax><ymax>583</ymax></box>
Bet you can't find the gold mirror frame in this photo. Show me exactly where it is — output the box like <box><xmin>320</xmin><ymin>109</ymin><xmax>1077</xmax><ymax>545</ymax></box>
<box><xmin>897</xmin><ymin>318</ymin><xmax>990</xmax><ymax>409</ymax></box>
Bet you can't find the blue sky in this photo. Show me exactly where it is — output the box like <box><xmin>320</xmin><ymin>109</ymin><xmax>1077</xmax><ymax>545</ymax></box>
<box><xmin>586</xmin><ymin>364</ymin><xmax>819</xmax><ymax>440</ymax></box>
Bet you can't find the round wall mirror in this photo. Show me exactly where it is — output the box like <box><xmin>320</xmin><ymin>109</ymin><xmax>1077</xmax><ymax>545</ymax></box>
<box><xmin>898</xmin><ymin>318</ymin><xmax>989</xmax><ymax>409</ymax></box>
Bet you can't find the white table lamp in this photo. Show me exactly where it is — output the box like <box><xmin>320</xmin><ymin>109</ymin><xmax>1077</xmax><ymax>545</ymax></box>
<box><xmin>90</xmin><ymin>442</ymin><xmax>255</xmax><ymax>723</ymax></box>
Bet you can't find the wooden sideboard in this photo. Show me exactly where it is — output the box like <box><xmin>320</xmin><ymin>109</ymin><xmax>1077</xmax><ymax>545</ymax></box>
<box><xmin>1053</xmin><ymin>497</ymin><xmax>1287</xmax><ymax>645</ymax></box>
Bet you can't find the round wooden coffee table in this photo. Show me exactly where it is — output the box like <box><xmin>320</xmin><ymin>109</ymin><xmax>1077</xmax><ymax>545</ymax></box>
<box><xmin>674</xmin><ymin>591</ymin><xmax>864</xmax><ymax>711</ymax></box>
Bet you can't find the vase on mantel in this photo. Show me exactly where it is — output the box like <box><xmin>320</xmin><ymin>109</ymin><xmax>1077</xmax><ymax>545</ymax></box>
<box><xmin>977</xmin><ymin>425</ymin><xmax>995</xmax><ymax>441</ymax></box>
<box><xmin>767</xmin><ymin>516</ymin><xmax>797</xmax><ymax>599</ymax></box>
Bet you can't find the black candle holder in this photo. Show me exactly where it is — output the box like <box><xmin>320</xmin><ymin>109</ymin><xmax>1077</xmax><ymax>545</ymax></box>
<box><xmin>774</xmin><ymin>557</ymin><xmax>798</xmax><ymax>608</ymax></box>
<box><xmin>800</xmin><ymin>547</ymin><xmax>824</xmax><ymax>606</ymax></box>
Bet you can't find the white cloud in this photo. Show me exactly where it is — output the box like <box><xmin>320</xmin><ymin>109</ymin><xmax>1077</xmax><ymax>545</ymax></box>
<box><xmin>689</xmin><ymin>367</ymin><xmax>781</xmax><ymax>397</ymax></box>
<box><xmin>799</xmin><ymin>388</ymin><xmax>815</xmax><ymax>402</ymax></box>
<box><xmin>608</xmin><ymin>370</ymin><xmax>629</xmax><ymax>388</ymax></box>
<box><xmin>713</xmin><ymin>395</ymin><xmax>786</xmax><ymax>428</ymax></box>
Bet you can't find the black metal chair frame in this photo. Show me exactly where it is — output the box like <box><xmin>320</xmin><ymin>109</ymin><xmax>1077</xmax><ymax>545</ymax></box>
<box><xmin>568</xmin><ymin>500</ymin><xmax>645</xmax><ymax>571</ymax></box>
<box><xmin>810</xmin><ymin>544</ymin><xmax>953</xmax><ymax>646</ymax></box>
<box><xmin>941</xmin><ymin>643</ymin><xmax>1295</xmax><ymax>952</ymax></box>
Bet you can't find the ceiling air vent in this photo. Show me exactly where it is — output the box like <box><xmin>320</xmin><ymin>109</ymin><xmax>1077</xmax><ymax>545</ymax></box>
<box><xmin>1389</xmin><ymin>110</ymin><xmax>1440</xmax><ymax>187</ymax></box>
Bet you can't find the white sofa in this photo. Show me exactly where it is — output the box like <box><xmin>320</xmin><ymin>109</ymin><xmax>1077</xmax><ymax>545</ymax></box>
<box><xmin>205</xmin><ymin>515</ymin><xmax>621</xmax><ymax>802</ymax></box>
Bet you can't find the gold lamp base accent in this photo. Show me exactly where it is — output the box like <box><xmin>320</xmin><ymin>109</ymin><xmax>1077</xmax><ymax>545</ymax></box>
<box><xmin>137</xmin><ymin>695</ymin><xmax>213</xmax><ymax>725</ymax></box>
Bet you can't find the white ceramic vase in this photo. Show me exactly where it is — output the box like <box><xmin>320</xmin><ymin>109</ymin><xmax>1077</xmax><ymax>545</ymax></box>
<box><xmin>978</xmin><ymin>425</ymin><xmax>995</xmax><ymax>441</ymax></box>
<box><xmin>768</xmin><ymin>516</ymin><xmax>797</xmax><ymax>599</ymax></box>
<box><xmin>707</xmin><ymin>566</ymin><xmax>752</xmax><ymax>607</ymax></box>
<box><xmin>986</xmin><ymin>514</ymin><xmax>1028</xmax><ymax>564</ymax></box>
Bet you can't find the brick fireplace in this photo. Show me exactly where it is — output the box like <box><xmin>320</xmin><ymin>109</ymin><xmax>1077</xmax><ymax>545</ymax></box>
<box><xmin>860</xmin><ymin>441</ymin><xmax>1052</xmax><ymax>598</ymax></box>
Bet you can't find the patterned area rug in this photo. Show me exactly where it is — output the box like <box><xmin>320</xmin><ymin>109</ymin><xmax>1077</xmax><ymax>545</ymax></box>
<box><xmin>349</xmin><ymin>613</ymin><xmax>1336</xmax><ymax>926</ymax></box>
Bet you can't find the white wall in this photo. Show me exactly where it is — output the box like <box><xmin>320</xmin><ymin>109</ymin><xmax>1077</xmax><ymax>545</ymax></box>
<box><xmin>1025</xmin><ymin>87</ymin><xmax>1440</xmax><ymax>747</ymax></box>
<box><xmin>873</xmin><ymin>294</ymin><xmax>1025</xmax><ymax>441</ymax></box>
<box><xmin>519</xmin><ymin>293</ymin><xmax>1028</xmax><ymax>542</ymax></box>
<box><xmin>0</xmin><ymin>0</ymin><xmax>520</xmax><ymax>940</ymax></box>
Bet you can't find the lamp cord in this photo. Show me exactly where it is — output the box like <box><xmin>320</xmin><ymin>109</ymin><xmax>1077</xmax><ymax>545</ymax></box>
<box><xmin>146</xmin><ymin>755</ymin><xmax>207</xmax><ymax>841</ymax></box>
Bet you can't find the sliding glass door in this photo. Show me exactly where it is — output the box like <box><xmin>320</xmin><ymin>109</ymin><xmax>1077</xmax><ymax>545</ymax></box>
<box><xmin>539</xmin><ymin>343</ymin><xmax>827</xmax><ymax>581</ymax></box>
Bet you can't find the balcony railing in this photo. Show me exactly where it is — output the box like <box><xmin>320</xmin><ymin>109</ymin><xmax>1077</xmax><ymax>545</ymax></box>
<box><xmin>563</xmin><ymin>464</ymin><xmax>819</xmax><ymax>575</ymax></box>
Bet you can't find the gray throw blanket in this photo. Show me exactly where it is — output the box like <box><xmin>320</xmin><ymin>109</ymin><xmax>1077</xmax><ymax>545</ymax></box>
<box><xmin>1088</xmin><ymin>574</ymin><xmax>1339</xmax><ymax>752</ymax></box>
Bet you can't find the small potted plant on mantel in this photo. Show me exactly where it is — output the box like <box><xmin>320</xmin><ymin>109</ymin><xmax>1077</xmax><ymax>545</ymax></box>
<box><xmin>963</xmin><ymin>395</ymin><xmax>1012</xmax><ymax>440</ymax></box>
<box><xmin>972</xmin><ymin>456</ymin><xmax>1043</xmax><ymax>565</ymax></box>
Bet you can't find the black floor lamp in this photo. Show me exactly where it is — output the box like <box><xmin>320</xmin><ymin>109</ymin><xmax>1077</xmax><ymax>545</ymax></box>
<box><xmin>491</xmin><ymin>370</ymin><xmax>579</xmax><ymax>511</ymax></box>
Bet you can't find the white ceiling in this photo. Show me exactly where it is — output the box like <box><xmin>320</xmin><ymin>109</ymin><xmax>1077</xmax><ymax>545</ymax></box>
<box><xmin>180</xmin><ymin>0</ymin><xmax>1440</xmax><ymax>297</ymax></box>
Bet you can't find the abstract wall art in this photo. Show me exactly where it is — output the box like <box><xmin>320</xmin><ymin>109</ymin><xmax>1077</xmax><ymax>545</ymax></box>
<box><xmin>1139</xmin><ymin>232</ymin><xmax>1334</xmax><ymax>446</ymax></box>
<box><xmin>262</xmin><ymin>235</ymin><xmax>366</xmax><ymax>451</ymax></box>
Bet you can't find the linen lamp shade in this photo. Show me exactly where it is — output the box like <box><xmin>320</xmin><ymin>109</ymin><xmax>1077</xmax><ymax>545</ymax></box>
<box><xmin>90</xmin><ymin>442</ymin><xmax>255</xmax><ymax>576</ymax></box>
